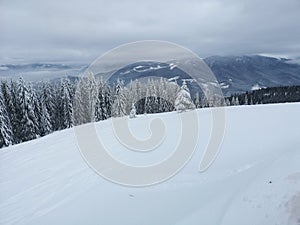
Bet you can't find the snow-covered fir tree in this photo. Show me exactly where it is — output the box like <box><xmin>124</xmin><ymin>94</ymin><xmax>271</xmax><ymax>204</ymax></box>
<box><xmin>149</xmin><ymin>79</ymin><xmax>159</xmax><ymax>113</ymax></box>
<box><xmin>166</xmin><ymin>80</ymin><xmax>180</xmax><ymax>111</ymax></box>
<box><xmin>129</xmin><ymin>103</ymin><xmax>136</xmax><ymax>118</ymax></box>
<box><xmin>244</xmin><ymin>94</ymin><xmax>249</xmax><ymax>105</ymax></box>
<box><xmin>41</xmin><ymin>81</ymin><xmax>56</xmax><ymax>129</ymax></box>
<box><xmin>86</xmin><ymin>74</ymin><xmax>98</xmax><ymax>122</ymax></box>
<box><xmin>1</xmin><ymin>81</ymin><xmax>16</xmax><ymax>143</ymax></box>
<box><xmin>104</xmin><ymin>85</ymin><xmax>113</xmax><ymax>118</ymax></box>
<box><xmin>0</xmin><ymin>91</ymin><xmax>13</xmax><ymax>147</ymax></box>
<box><xmin>39</xmin><ymin>101</ymin><xmax>52</xmax><ymax>136</ymax></box>
<box><xmin>225</xmin><ymin>98</ymin><xmax>231</xmax><ymax>106</ymax></box>
<box><xmin>73</xmin><ymin>78</ymin><xmax>85</xmax><ymax>125</ymax></box>
<box><xmin>126</xmin><ymin>80</ymin><xmax>135</xmax><ymax>113</ymax></box>
<box><xmin>112</xmin><ymin>79</ymin><xmax>127</xmax><ymax>117</ymax></box>
<box><xmin>194</xmin><ymin>92</ymin><xmax>201</xmax><ymax>108</ymax></box>
<box><xmin>25</xmin><ymin>81</ymin><xmax>39</xmax><ymax>138</ymax></box>
<box><xmin>95</xmin><ymin>79</ymin><xmax>107</xmax><ymax>121</ymax></box>
<box><xmin>157</xmin><ymin>78</ymin><xmax>165</xmax><ymax>112</ymax></box>
<box><xmin>175</xmin><ymin>80</ymin><xmax>195</xmax><ymax>112</ymax></box>
<box><xmin>231</xmin><ymin>96</ymin><xmax>240</xmax><ymax>106</ymax></box>
<box><xmin>144</xmin><ymin>85</ymin><xmax>151</xmax><ymax>114</ymax></box>
<box><xmin>16</xmin><ymin>77</ymin><xmax>38</xmax><ymax>142</ymax></box>
<box><xmin>132</xmin><ymin>79</ymin><xmax>144</xmax><ymax>113</ymax></box>
<box><xmin>30</xmin><ymin>84</ymin><xmax>43</xmax><ymax>136</ymax></box>
<box><xmin>60</xmin><ymin>79</ymin><xmax>73</xmax><ymax>129</ymax></box>
<box><xmin>235</xmin><ymin>97</ymin><xmax>240</xmax><ymax>105</ymax></box>
<box><xmin>73</xmin><ymin>75</ymin><xmax>97</xmax><ymax>125</ymax></box>
<box><xmin>250</xmin><ymin>97</ymin><xmax>253</xmax><ymax>105</ymax></box>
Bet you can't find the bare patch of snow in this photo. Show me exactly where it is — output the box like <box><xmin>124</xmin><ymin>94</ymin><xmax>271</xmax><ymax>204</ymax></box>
<box><xmin>169</xmin><ymin>63</ymin><xmax>177</xmax><ymax>70</ymax></box>
<box><xmin>251</xmin><ymin>83</ymin><xmax>265</xmax><ymax>91</ymax></box>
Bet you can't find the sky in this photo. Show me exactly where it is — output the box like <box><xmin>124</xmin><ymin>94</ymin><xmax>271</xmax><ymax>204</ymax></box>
<box><xmin>1</xmin><ymin>0</ymin><xmax>300</xmax><ymax>64</ymax></box>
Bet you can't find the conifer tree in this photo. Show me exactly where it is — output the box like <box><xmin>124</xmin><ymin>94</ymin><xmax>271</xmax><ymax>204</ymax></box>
<box><xmin>39</xmin><ymin>101</ymin><xmax>52</xmax><ymax>136</ymax></box>
<box><xmin>60</xmin><ymin>79</ymin><xmax>73</xmax><ymax>129</ymax></box>
<box><xmin>112</xmin><ymin>79</ymin><xmax>127</xmax><ymax>117</ymax></box>
<box><xmin>194</xmin><ymin>92</ymin><xmax>201</xmax><ymax>108</ymax></box>
<box><xmin>129</xmin><ymin>103</ymin><xmax>137</xmax><ymax>118</ymax></box>
<box><xmin>16</xmin><ymin>77</ymin><xmax>37</xmax><ymax>142</ymax></box>
<box><xmin>95</xmin><ymin>79</ymin><xmax>107</xmax><ymax>121</ymax></box>
<box><xmin>41</xmin><ymin>81</ymin><xmax>56</xmax><ymax>129</ymax></box>
<box><xmin>104</xmin><ymin>85</ymin><xmax>113</xmax><ymax>118</ymax></box>
<box><xmin>175</xmin><ymin>80</ymin><xmax>195</xmax><ymax>112</ymax></box>
<box><xmin>0</xmin><ymin>91</ymin><xmax>13</xmax><ymax>147</ymax></box>
<box><xmin>1</xmin><ymin>81</ymin><xmax>16</xmax><ymax>143</ymax></box>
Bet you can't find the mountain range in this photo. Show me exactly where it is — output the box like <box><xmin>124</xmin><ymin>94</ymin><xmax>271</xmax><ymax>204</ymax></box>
<box><xmin>1</xmin><ymin>55</ymin><xmax>300</xmax><ymax>96</ymax></box>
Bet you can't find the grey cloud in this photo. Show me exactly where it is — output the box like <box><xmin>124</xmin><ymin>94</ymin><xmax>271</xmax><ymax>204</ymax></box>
<box><xmin>0</xmin><ymin>0</ymin><xmax>300</xmax><ymax>63</ymax></box>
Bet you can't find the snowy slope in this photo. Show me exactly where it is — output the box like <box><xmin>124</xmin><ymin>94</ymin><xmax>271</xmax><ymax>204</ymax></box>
<box><xmin>1</xmin><ymin>103</ymin><xmax>300</xmax><ymax>225</ymax></box>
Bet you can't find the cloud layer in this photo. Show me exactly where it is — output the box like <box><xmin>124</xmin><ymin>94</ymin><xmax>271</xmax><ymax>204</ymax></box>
<box><xmin>1</xmin><ymin>0</ymin><xmax>300</xmax><ymax>63</ymax></box>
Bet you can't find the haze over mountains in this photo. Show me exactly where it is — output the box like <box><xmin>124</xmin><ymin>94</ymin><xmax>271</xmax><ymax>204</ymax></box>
<box><xmin>1</xmin><ymin>55</ymin><xmax>300</xmax><ymax>96</ymax></box>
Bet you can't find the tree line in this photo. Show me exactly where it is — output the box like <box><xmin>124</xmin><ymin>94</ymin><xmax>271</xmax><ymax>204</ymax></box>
<box><xmin>228</xmin><ymin>85</ymin><xmax>300</xmax><ymax>105</ymax></box>
<box><xmin>0</xmin><ymin>76</ymin><xmax>186</xmax><ymax>148</ymax></box>
<box><xmin>1</xmin><ymin>76</ymin><xmax>299</xmax><ymax>148</ymax></box>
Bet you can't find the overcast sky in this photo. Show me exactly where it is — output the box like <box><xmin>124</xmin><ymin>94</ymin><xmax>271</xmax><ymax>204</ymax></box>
<box><xmin>1</xmin><ymin>0</ymin><xmax>300</xmax><ymax>64</ymax></box>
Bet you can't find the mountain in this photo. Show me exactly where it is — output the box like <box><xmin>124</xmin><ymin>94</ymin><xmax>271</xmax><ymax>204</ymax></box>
<box><xmin>105</xmin><ymin>61</ymin><xmax>204</xmax><ymax>97</ymax></box>
<box><xmin>107</xmin><ymin>55</ymin><xmax>300</xmax><ymax>96</ymax></box>
<box><xmin>1</xmin><ymin>103</ymin><xmax>300</xmax><ymax>225</ymax></box>
<box><xmin>205</xmin><ymin>55</ymin><xmax>300</xmax><ymax>95</ymax></box>
<box><xmin>1</xmin><ymin>55</ymin><xmax>300</xmax><ymax>96</ymax></box>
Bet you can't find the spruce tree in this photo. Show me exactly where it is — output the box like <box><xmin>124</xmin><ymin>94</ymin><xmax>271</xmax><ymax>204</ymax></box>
<box><xmin>41</xmin><ymin>81</ymin><xmax>56</xmax><ymax>129</ymax></box>
<box><xmin>112</xmin><ymin>79</ymin><xmax>127</xmax><ymax>117</ymax></box>
<box><xmin>73</xmin><ymin>79</ymin><xmax>85</xmax><ymax>125</ymax></box>
<box><xmin>60</xmin><ymin>79</ymin><xmax>73</xmax><ymax>129</ymax></box>
<box><xmin>175</xmin><ymin>80</ymin><xmax>195</xmax><ymax>112</ymax></box>
<box><xmin>144</xmin><ymin>86</ymin><xmax>152</xmax><ymax>114</ymax></box>
<box><xmin>95</xmin><ymin>79</ymin><xmax>107</xmax><ymax>121</ymax></box>
<box><xmin>245</xmin><ymin>94</ymin><xmax>249</xmax><ymax>105</ymax></box>
<box><xmin>1</xmin><ymin>81</ymin><xmax>16</xmax><ymax>143</ymax></box>
<box><xmin>194</xmin><ymin>92</ymin><xmax>201</xmax><ymax>108</ymax></box>
<box><xmin>129</xmin><ymin>103</ymin><xmax>136</xmax><ymax>118</ymax></box>
<box><xmin>104</xmin><ymin>84</ymin><xmax>113</xmax><ymax>118</ymax></box>
<box><xmin>40</xmin><ymin>101</ymin><xmax>52</xmax><ymax>136</ymax></box>
<box><xmin>16</xmin><ymin>77</ymin><xmax>37</xmax><ymax>142</ymax></box>
<box><xmin>0</xmin><ymin>91</ymin><xmax>13</xmax><ymax>147</ymax></box>
<box><xmin>29</xmin><ymin>83</ymin><xmax>41</xmax><ymax>136</ymax></box>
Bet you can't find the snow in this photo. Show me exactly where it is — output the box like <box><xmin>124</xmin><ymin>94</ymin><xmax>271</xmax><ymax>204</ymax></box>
<box><xmin>221</xmin><ymin>84</ymin><xmax>229</xmax><ymax>89</ymax></box>
<box><xmin>120</xmin><ymin>70</ymin><xmax>130</xmax><ymax>75</ymax></box>
<box><xmin>168</xmin><ymin>76</ymin><xmax>180</xmax><ymax>82</ymax></box>
<box><xmin>183</xmin><ymin>78</ymin><xmax>196</xmax><ymax>83</ymax></box>
<box><xmin>169</xmin><ymin>63</ymin><xmax>177</xmax><ymax>70</ymax></box>
<box><xmin>251</xmin><ymin>83</ymin><xmax>266</xmax><ymax>91</ymax></box>
<box><xmin>220</xmin><ymin>82</ymin><xmax>230</xmax><ymax>89</ymax></box>
<box><xmin>133</xmin><ymin>65</ymin><xmax>166</xmax><ymax>73</ymax></box>
<box><xmin>1</xmin><ymin>103</ymin><xmax>300</xmax><ymax>225</ymax></box>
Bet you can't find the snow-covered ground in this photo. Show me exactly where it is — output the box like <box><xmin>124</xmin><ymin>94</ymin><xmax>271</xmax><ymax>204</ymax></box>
<box><xmin>1</xmin><ymin>103</ymin><xmax>300</xmax><ymax>225</ymax></box>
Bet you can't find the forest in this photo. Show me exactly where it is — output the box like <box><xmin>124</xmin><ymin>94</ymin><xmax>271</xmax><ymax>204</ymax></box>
<box><xmin>1</xmin><ymin>76</ymin><xmax>299</xmax><ymax>148</ymax></box>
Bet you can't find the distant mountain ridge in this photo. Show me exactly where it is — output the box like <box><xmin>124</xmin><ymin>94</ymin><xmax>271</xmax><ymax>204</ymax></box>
<box><xmin>205</xmin><ymin>55</ymin><xmax>300</xmax><ymax>95</ymax></box>
<box><xmin>106</xmin><ymin>55</ymin><xmax>300</xmax><ymax>96</ymax></box>
<box><xmin>1</xmin><ymin>55</ymin><xmax>300</xmax><ymax>96</ymax></box>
